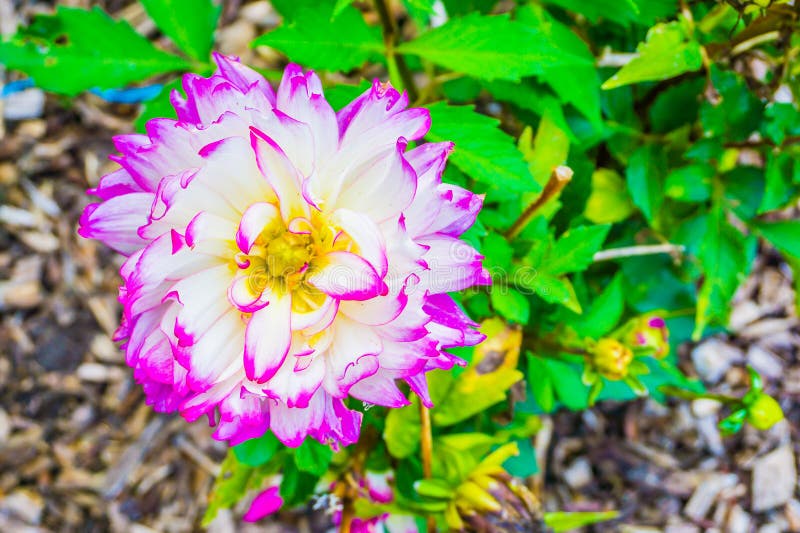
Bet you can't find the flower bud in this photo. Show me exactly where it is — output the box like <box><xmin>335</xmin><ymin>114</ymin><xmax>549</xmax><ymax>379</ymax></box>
<box><xmin>591</xmin><ymin>338</ymin><xmax>634</xmax><ymax>380</ymax></box>
<box><xmin>746</xmin><ymin>393</ymin><xmax>784</xmax><ymax>431</ymax></box>
<box><xmin>458</xmin><ymin>473</ymin><xmax>549</xmax><ymax>533</ymax></box>
<box><xmin>624</xmin><ymin>315</ymin><xmax>669</xmax><ymax>359</ymax></box>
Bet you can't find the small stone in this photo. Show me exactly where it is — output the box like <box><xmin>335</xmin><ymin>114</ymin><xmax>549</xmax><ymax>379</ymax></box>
<box><xmin>18</xmin><ymin>231</ymin><xmax>60</xmax><ymax>253</ymax></box>
<box><xmin>0</xmin><ymin>490</ymin><xmax>44</xmax><ymax>524</ymax></box>
<box><xmin>240</xmin><ymin>1</ymin><xmax>277</xmax><ymax>26</ymax></box>
<box><xmin>3</xmin><ymin>89</ymin><xmax>45</xmax><ymax>121</ymax></box>
<box><xmin>746</xmin><ymin>345</ymin><xmax>784</xmax><ymax>380</ymax></box>
<box><xmin>725</xmin><ymin>504</ymin><xmax>750</xmax><ymax>533</ymax></box>
<box><xmin>0</xmin><ymin>408</ymin><xmax>10</xmax><ymax>444</ymax></box>
<box><xmin>0</xmin><ymin>205</ymin><xmax>38</xmax><ymax>227</ymax></box>
<box><xmin>15</xmin><ymin>119</ymin><xmax>47</xmax><ymax>139</ymax></box>
<box><xmin>0</xmin><ymin>162</ymin><xmax>18</xmax><ymax>185</ymax></box>
<box><xmin>0</xmin><ymin>280</ymin><xmax>42</xmax><ymax>310</ymax></box>
<box><xmin>563</xmin><ymin>457</ymin><xmax>593</xmax><ymax>490</ymax></box>
<box><xmin>752</xmin><ymin>445</ymin><xmax>796</xmax><ymax>512</ymax></box>
<box><xmin>785</xmin><ymin>499</ymin><xmax>800</xmax><ymax>531</ymax></box>
<box><xmin>684</xmin><ymin>473</ymin><xmax>738</xmax><ymax>521</ymax></box>
<box><xmin>691</xmin><ymin>339</ymin><xmax>744</xmax><ymax>383</ymax></box>
<box><xmin>729</xmin><ymin>300</ymin><xmax>761</xmax><ymax>331</ymax></box>
<box><xmin>691</xmin><ymin>399</ymin><xmax>722</xmax><ymax>418</ymax></box>
<box><xmin>77</xmin><ymin>363</ymin><xmax>125</xmax><ymax>383</ymax></box>
<box><xmin>664</xmin><ymin>524</ymin><xmax>700</xmax><ymax>533</ymax></box>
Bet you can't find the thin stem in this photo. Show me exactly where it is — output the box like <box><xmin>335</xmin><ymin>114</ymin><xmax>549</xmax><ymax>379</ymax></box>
<box><xmin>660</xmin><ymin>386</ymin><xmax>739</xmax><ymax>405</ymax></box>
<box><xmin>731</xmin><ymin>30</ymin><xmax>781</xmax><ymax>56</ymax></box>
<box><xmin>593</xmin><ymin>243</ymin><xmax>685</xmax><ymax>262</ymax></box>
<box><xmin>505</xmin><ymin>166</ymin><xmax>573</xmax><ymax>240</ymax></box>
<box><xmin>418</xmin><ymin>401</ymin><xmax>435</xmax><ymax>532</ymax></box>
<box><xmin>373</xmin><ymin>0</ymin><xmax>419</xmax><ymax>102</ymax></box>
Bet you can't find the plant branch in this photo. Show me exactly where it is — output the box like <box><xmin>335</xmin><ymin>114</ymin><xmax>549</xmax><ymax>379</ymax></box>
<box><xmin>660</xmin><ymin>386</ymin><xmax>739</xmax><ymax>405</ymax></box>
<box><xmin>505</xmin><ymin>166</ymin><xmax>573</xmax><ymax>240</ymax></box>
<box><xmin>593</xmin><ymin>243</ymin><xmax>685</xmax><ymax>262</ymax></box>
<box><xmin>418</xmin><ymin>401</ymin><xmax>435</xmax><ymax>532</ymax></box>
<box><xmin>373</xmin><ymin>0</ymin><xmax>418</xmax><ymax>102</ymax></box>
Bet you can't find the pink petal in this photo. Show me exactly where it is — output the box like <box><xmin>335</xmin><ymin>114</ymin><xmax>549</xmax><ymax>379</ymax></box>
<box><xmin>243</xmin><ymin>486</ymin><xmax>283</xmax><ymax>522</ymax></box>
<box><xmin>236</xmin><ymin>202</ymin><xmax>280</xmax><ymax>254</ymax></box>
<box><xmin>307</xmin><ymin>251</ymin><xmax>387</xmax><ymax>301</ymax></box>
<box><xmin>244</xmin><ymin>288</ymin><xmax>292</xmax><ymax>382</ymax></box>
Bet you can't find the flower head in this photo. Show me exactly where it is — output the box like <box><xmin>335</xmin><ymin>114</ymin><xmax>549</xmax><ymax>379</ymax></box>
<box><xmin>79</xmin><ymin>55</ymin><xmax>488</xmax><ymax>448</ymax></box>
<box><xmin>590</xmin><ymin>338</ymin><xmax>634</xmax><ymax>381</ymax></box>
<box><xmin>623</xmin><ymin>315</ymin><xmax>669</xmax><ymax>359</ymax></box>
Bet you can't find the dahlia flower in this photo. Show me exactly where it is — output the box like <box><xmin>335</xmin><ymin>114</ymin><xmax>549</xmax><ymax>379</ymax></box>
<box><xmin>79</xmin><ymin>54</ymin><xmax>488</xmax><ymax>448</ymax></box>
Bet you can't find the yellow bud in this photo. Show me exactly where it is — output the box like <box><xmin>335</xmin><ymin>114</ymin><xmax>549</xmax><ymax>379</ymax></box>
<box><xmin>592</xmin><ymin>338</ymin><xmax>634</xmax><ymax>380</ymax></box>
<box><xmin>746</xmin><ymin>393</ymin><xmax>784</xmax><ymax>431</ymax></box>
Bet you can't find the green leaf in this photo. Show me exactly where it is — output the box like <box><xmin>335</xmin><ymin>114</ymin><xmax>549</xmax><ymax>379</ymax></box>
<box><xmin>134</xmin><ymin>78</ymin><xmax>181</xmax><ymax>133</ymax></box>
<box><xmin>490</xmin><ymin>288</ymin><xmax>530</xmax><ymax>324</ymax></box>
<box><xmin>233</xmin><ymin>432</ymin><xmax>281</xmax><ymax>467</ymax></box>
<box><xmin>584</xmin><ymin>168</ymin><xmax>635</xmax><ymax>224</ymax></box>
<box><xmin>516</xmin><ymin>5</ymin><xmax>601</xmax><ymax>126</ymax></box>
<box><xmin>280</xmin><ymin>458</ymin><xmax>321</xmax><ymax>506</ymax></box>
<box><xmin>396</xmin><ymin>13</ymin><xmax>590</xmax><ymax>82</ymax></box>
<box><xmin>755</xmin><ymin>220</ymin><xmax>800</xmax><ymax>260</ymax></box>
<box><xmin>522</xmin><ymin>273</ymin><xmax>583</xmax><ymax>313</ymax></box>
<box><xmin>602</xmin><ymin>21</ymin><xmax>703</xmax><ymax>90</ymax></box>
<box><xmin>527</xmin><ymin>354</ymin><xmax>555</xmax><ymax>413</ymax></box>
<box><xmin>502</xmin><ymin>438</ymin><xmax>539</xmax><ymax>477</ymax></box>
<box><xmin>545</xmin><ymin>511</ymin><xmax>619</xmax><ymax>532</ymax></box>
<box><xmin>481</xmin><ymin>232</ymin><xmax>513</xmax><ymax>272</ymax></box>
<box><xmin>425</xmin><ymin>102</ymin><xmax>538</xmax><ymax>192</ymax></box>
<box><xmin>140</xmin><ymin>0</ymin><xmax>220</xmax><ymax>61</ymax></box>
<box><xmin>384</xmin><ymin>397</ymin><xmax>422</xmax><ymax>459</ymax></box>
<box><xmin>332</xmin><ymin>0</ymin><xmax>356</xmax><ymax>17</ymax></box>
<box><xmin>433</xmin><ymin>366</ymin><xmax>524</xmax><ymax>426</ymax></box>
<box><xmin>0</xmin><ymin>6</ymin><xmax>190</xmax><ymax>95</ymax></box>
<box><xmin>648</xmin><ymin>77</ymin><xmax>705</xmax><ymax>134</ymax></box>
<box><xmin>545</xmin><ymin>358</ymin><xmax>590</xmax><ymax>410</ymax></box>
<box><xmin>759</xmin><ymin>152</ymin><xmax>797</xmax><ymax>214</ymax></box>
<box><xmin>414</xmin><ymin>479</ymin><xmax>456</xmax><ymax>500</ymax></box>
<box><xmin>626</xmin><ymin>144</ymin><xmax>667</xmax><ymax>223</ymax></box>
<box><xmin>293</xmin><ymin>439</ymin><xmax>333</xmax><ymax>476</ymax></box>
<box><xmin>484</xmin><ymin>81</ymin><xmax>574</xmax><ymax>137</ymax></box>
<box><xmin>570</xmin><ymin>274</ymin><xmax>625</xmax><ymax>338</ymax></box>
<box><xmin>694</xmin><ymin>208</ymin><xmax>751</xmax><ymax>339</ymax></box>
<box><xmin>323</xmin><ymin>80</ymin><xmax>372</xmax><ymax>111</ymax></box>
<box><xmin>442</xmin><ymin>0</ymin><xmax>498</xmax><ymax>16</ymax></box>
<box><xmin>543</xmin><ymin>225</ymin><xmax>611</xmax><ymax>276</ymax></box>
<box><xmin>700</xmin><ymin>66</ymin><xmax>764</xmax><ymax>142</ymax></box>
<box><xmin>541</xmin><ymin>0</ymin><xmax>639</xmax><ymax>25</ymax></box>
<box><xmin>527</xmin><ymin>110</ymin><xmax>571</xmax><ymax>188</ymax></box>
<box><xmin>664</xmin><ymin>163</ymin><xmax>714</xmax><ymax>202</ymax></box>
<box><xmin>762</xmin><ymin>103</ymin><xmax>800</xmax><ymax>145</ymax></box>
<box><xmin>251</xmin><ymin>4</ymin><xmax>382</xmax><ymax>71</ymax></box>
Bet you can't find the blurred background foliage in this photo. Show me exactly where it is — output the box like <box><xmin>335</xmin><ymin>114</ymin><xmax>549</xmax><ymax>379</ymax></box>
<box><xmin>1</xmin><ymin>0</ymin><xmax>798</xmax><ymax>529</ymax></box>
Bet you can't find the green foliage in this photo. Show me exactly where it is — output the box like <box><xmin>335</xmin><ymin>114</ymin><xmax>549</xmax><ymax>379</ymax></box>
<box><xmin>602</xmin><ymin>20</ymin><xmax>703</xmax><ymax>89</ymax></box>
<box><xmin>425</xmin><ymin>102</ymin><xmax>538</xmax><ymax>192</ymax></box>
<box><xmin>397</xmin><ymin>12</ymin><xmax>590</xmax><ymax>81</ymax></box>
<box><xmin>140</xmin><ymin>0</ymin><xmax>220</xmax><ymax>61</ymax></box>
<box><xmin>203</xmin><ymin>450</ymin><xmax>276</xmax><ymax>525</ymax></box>
<box><xmin>0</xmin><ymin>6</ymin><xmax>190</xmax><ymax>95</ymax></box>
<box><xmin>251</xmin><ymin>4</ymin><xmax>382</xmax><ymax>71</ymax></box>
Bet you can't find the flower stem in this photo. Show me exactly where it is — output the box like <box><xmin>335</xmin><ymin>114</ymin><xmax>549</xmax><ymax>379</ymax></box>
<box><xmin>418</xmin><ymin>401</ymin><xmax>435</xmax><ymax>532</ymax></box>
<box><xmin>660</xmin><ymin>386</ymin><xmax>739</xmax><ymax>405</ymax></box>
<box><xmin>592</xmin><ymin>243</ymin><xmax>685</xmax><ymax>262</ymax></box>
<box><xmin>505</xmin><ymin>166</ymin><xmax>573</xmax><ymax>240</ymax></box>
<box><xmin>373</xmin><ymin>0</ymin><xmax>419</xmax><ymax>102</ymax></box>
